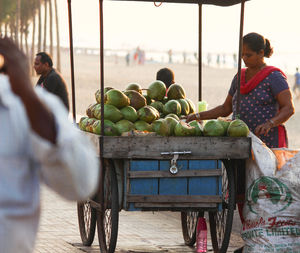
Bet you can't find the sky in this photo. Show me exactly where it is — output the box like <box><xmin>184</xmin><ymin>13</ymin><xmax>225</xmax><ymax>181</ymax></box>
<box><xmin>56</xmin><ymin>0</ymin><xmax>300</xmax><ymax>54</ymax></box>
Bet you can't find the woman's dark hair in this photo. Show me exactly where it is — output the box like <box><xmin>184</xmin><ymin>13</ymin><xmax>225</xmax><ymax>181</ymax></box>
<box><xmin>36</xmin><ymin>52</ymin><xmax>53</xmax><ymax>67</ymax></box>
<box><xmin>243</xmin><ymin>32</ymin><xmax>273</xmax><ymax>58</ymax></box>
<box><xmin>156</xmin><ymin>68</ymin><xmax>175</xmax><ymax>89</ymax></box>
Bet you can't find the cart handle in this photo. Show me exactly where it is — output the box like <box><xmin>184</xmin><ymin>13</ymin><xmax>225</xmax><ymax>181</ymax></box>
<box><xmin>160</xmin><ymin>151</ymin><xmax>192</xmax><ymax>156</ymax></box>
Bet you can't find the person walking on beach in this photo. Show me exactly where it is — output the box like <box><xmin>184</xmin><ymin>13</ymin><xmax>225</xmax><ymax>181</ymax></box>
<box><xmin>156</xmin><ymin>67</ymin><xmax>175</xmax><ymax>90</ymax></box>
<box><xmin>34</xmin><ymin>52</ymin><xmax>70</xmax><ymax>110</ymax></box>
<box><xmin>186</xmin><ymin>33</ymin><xmax>294</xmax><ymax>252</ymax></box>
<box><xmin>0</xmin><ymin>37</ymin><xmax>99</xmax><ymax>253</ymax></box>
<box><xmin>168</xmin><ymin>49</ymin><xmax>173</xmax><ymax>64</ymax></box>
<box><xmin>293</xmin><ymin>67</ymin><xmax>300</xmax><ymax>99</ymax></box>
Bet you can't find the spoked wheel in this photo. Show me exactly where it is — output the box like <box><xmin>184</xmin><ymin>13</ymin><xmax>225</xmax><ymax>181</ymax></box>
<box><xmin>209</xmin><ymin>162</ymin><xmax>235</xmax><ymax>253</ymax></box>
<box><xmin>97</xmin><ymin>159</ymin><xmax>119</xmax><ymax>253</ymax></box>
<box><xmin>77</xmin><ymin>198</ymin><xmax>97</xmax><ymax>246</ymax></box>
<box><xmin>181</xmin><ymin>211</ymin><xmax>204</xmax><ymax>246</ymax></box>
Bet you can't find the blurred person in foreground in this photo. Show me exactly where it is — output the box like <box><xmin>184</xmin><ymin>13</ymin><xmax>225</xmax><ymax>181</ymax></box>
<box><xmin>187</xmin><ymin>32</ymin><xmax>294</xmax><ymax>149</ymax></box>
<box><xmin>34</xmin><ymin>52</ymin><xmax>69</xmax><ymax>111</ymax></box>
<box><xmin>156</xmin><ymin>67</ymin><xmax>175</xmax><ymax>90</ymax></box>
<box><xmin>0</xmin><ymin>37</ymin><xmax>99</xmax><ymax>253</ymax></box>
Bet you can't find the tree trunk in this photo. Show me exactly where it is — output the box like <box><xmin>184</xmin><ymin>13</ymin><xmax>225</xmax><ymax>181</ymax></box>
<box><xmin>31</xmin><ymin>14</ymin><xmax>36</xmax><ymax>75</ymax></box>
<box><xmin>54</xmin><ymin>0</ymin><xmax>61</xmax><ymax>72</ymax></box>
<box><xmin>49</xmin><ymin>0</ymin><xmax>53</xmax><ymax>57</ymax></box>
<box><xmin>15</xmin><ymin>0</ymin><xmax>21</xmax><ymax>47</ymax></box>
<box><xmin>4</xmin><ymin>23</ymin><xmax>8</xmax><ymax>36</ymax></box>
<box><xmin>43</xmin><ymin>0</ymin><xmax>48</xmax><ymax>52</ymax></box>
<box><xmin>38</xmin><ymin>0</ymin><xmax>42</xmax><ymax>52</ymax></box>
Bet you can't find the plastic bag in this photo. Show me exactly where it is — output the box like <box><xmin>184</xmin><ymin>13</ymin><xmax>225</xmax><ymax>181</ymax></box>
<box><xmin>242</xmin><ymin>133</ymin><xmax>300</xmax><ymax>252</ymax></box>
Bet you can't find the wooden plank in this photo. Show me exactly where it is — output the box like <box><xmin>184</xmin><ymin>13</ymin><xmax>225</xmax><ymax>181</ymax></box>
<box><xmin>134</xmin><ymin>203</ymin><xmax>218</xmax><ymax>208</ymax></box>
<box><xmin>102</xmin><ymin>136</ymin><xmax>251</xmax><ymax>159</ymax></box>
<box><xmin>83</xmin><ymin>133</ymin><xmax>251</xmax><ymax>159</ymax></box>
<box><xmin>111</xmin><ymin>0</ymin><xmax>248</xmax><ymax>6</ymax></box>
<box><xmin>128</xmin><ymin>169</ymin><xmax>222</xmax><ymax>178</ymax></box>
<box><xmin>127</xmin><ymin>194</ymin><xmax>222</xmax><ymax>203</ymax></box>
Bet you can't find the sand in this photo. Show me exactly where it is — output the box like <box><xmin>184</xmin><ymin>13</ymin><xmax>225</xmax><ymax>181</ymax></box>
<box><xmin>41</xmin><ymin>51</ymin><xmax>300</xmax><ymax>149</ymax></box>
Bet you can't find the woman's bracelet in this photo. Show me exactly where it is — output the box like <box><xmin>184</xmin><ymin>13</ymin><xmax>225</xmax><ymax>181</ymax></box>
<box><xmin>195</xmin><ymin>113</ymin><xmax>201</xmax><ymax>120</ymax></box>
<box><xmin>268</xmin><ymin>119</ymin><xmax>275</xmax><ymax>127</ymax></box>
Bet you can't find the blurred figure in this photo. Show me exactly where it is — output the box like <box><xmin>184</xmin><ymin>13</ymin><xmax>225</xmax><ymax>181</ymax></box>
<box><xmin>125</xmin><ymin>52</ymin><xmax>130</xmax><ymax>66</ymax></box>
<box><xmin>233</xmin><ymin>53</ymin><xmax>237</xmax><ymax>68</ymax></box>
<box><xmin>156</xmin><ymin>67</ymin><xmax>175</xmax><ymax>90</ymax></box>
<box><xmin>168</xmin><ymin>49</ymin><xmax>173</xmax><ymax>64</ymax></box>
<box><xmin>34</xmin><ymin>52</ymin><xmax>69</xmax><ymax>111</ymax></box>
<box><xmin>293</xmin><ymin>67</ymin><xmax>300</xmax><ymax>99</ymax></box>
<box><xmin>183</xmin><ymin>51</ymin><xmax>187</xmax><ymax>64</ymax></box>
<box><xmin>0</xmin><ymin>37</ymin><xmax>99</xmax><ymax>253</ymax></box>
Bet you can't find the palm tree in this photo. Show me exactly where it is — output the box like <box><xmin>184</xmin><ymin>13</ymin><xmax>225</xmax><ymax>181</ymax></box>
<box><xmin>38</xmin><ymin>0</ymin><xmax>42</xmax><ymax>52</ymax></box>
<box><xmin>54</xmin><ymin>0</ymin><xmax>60</xmax><ymax>72</ymax></box>
<box><xmin>43</xmin><ymin>0</ymin><xmax>48</xmax><ymax>52</ymax></box>
<box><xmin>49</xmin><ymin>0</ymin><xmax>53</xmax><ymax>57</ymax></box>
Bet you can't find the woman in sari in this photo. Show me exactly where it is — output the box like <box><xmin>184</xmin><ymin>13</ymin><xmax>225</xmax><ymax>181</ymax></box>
<box><xmin>187</xmin><ymin>32</ymin><xmax>294</xmax><ymax>148</ymax></box>
<box><xmin>186</xmin><ymin>32</ymin><xmax>295</xmax><ymax>253</ymax></box>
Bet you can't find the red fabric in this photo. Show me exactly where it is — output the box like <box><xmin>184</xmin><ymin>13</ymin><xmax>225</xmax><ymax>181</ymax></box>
<box><xmin>240</xmin><ymin>66</ymin><xmax>287</xmax><ymax>94</ymax></box>
<box><xmin>278</xmin><ymin>125</ymin><xmax>288</xmax><ymax>148</ymax></box>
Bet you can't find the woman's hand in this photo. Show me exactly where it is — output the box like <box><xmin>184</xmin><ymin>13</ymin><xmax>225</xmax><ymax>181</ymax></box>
<box><xmin>186</xmin><ymin>113</ymin><xmax>200</xmax><ymax>123</ymax></box>
<box><xmin>254</xmin><ymin>120</ymin><xmax>274</xmax><ymax>136</ymax></box>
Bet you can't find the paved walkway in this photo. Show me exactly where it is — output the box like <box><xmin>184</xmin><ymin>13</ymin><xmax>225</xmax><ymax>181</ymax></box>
<box><xmin>34</xmin><ymin>186</ymin><xmax>243</xmax><ymax>253</ymax></box>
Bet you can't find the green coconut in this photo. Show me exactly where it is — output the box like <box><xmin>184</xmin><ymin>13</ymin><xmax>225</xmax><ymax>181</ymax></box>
<box><xmin>166</xmin><ymin>83</ymin><xmax>186</xmax><ymax>100</ymax></box>
<box><xmin>92</xmin><ymin>119</ymin><xmax>119</xmax><ymax>136</ymax></box>
<box><xmin>85</xmin><ymin>118</ymin><xmax>98</xmax><ymax>133</ymax></box>
<box><xmin>152</xmin><ymin>119</ymin><xmax>170</xmax><ymax>136</ymax></box>
<box><xmin>147</xmin><ymin>80</ymin><xmax>166</xmax><ymax>101</ymax></box>
<box><xmin>134</xmin><ymin>120</ymin><xmax>153</xmax><ymax>132</ymax></box>
<box><xmin>217</xmin><ymin>117</ymin><xmax>231</xmax><ymax>134</ymax></box>
<box><xmin>120</xmin><ymin>106</ymin><xmax>138</xmax><ymax>122</ymax></box>
<box><xmin>163</xmin><ymin>100</ymin><xmax>181</xmax><ymax>116</ymax></box>
<box><xmin>137</xmin><ymin>106</ymin><xmax>158</xmax><ymax>123</ymax></box>
<box><xmin>104</xmin><ymin>89</ymin><xmax>130</xmax><ymax>109</ymax></box>
<box><xmin>150</xmin><ymin>101</ymin><xmax>164</xmax><ymax>113</ymax></box>
<box><xmin>227</xmin><ymin>119</ymin><xmax>250</xmax><ymax>137</ymax></box>
<box><xmin>203</xmin><ymin>119</ymin><xmax>226</xmax><ymax>137</ymax></box>
<box><xmin>185</xmin><ymin>98</ymin><xmax>196</xmax><ymax>114</ymax></box>
<box><xmin>115</xmin><ymin>119</ymin><xmax>136</xmax><ymax>135</ymax></box>
<box><xmin>124</xmin><ymin>90</ymin><xmax>147</xmax><ymax>110</ymax></box>
<box><xmin>78</xmin><ymin>117</ymin><xmax>89</xmax><ymax>131</ymax></box>
<box><xmin>143</xmin><ymin>95</ymin><xmax>154</xmax><ymax>105</ymax></box>
<box><xmin>165</xmin><ymin>116</ymin><xmax>179</xmax><ymax>136</ymax></box>
<box><xmin>95</xmin><ymin>87</ymin><xmax>114</xmax><ymax>103</ymax></box>
<box><xmin>86</xmin><ymin>103</ymin><xmax>97</xmax><ymax>118</ymax></box>
<box><xmin>165</xmin><ymin>113</ymin><xmax>180</xmax><ymax>121</ymax></box>
<box><xmin>125</xmin><ymin>83</ymin><xmax>142</xmax><ymax>94</ymax></box>
<box><xmin>177</xmin><ymin>98</ymin><xmax>190</xmax><ymax>116</ymax></box>
<box><xmin>174</xmin><ymin>121</ymin><xmax>195</xmax><ymax>136</ymax></box>
<box><xmin>94</xmin><ymin>104</ymin><xmax>123</xmax><ymax>123</ymax></box>
<box><xmin>189</xmin><ymin>120</ymin><xmax>203</xmax><ymax>136</ymax></box>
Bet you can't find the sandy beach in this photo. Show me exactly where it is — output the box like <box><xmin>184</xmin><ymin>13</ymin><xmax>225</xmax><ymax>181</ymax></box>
<box><xmin>39</xmin><ymin>50</ymin><xmax>300</xmax><ymax>148</ymax></box>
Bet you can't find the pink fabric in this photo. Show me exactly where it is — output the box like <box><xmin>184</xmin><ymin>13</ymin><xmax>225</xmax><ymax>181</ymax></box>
<box><xmin>240</xmin><ymin>66</ymin><xmax>287</xmax><ymax>94</ymax></box>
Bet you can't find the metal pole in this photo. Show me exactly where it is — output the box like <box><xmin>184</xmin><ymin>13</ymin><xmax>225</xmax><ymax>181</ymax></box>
<box><xmin>67</xmin><ymin>0</ymin><xmax>76</xmax><ymax>123</ymax></box>
<box><xmin>235</xmin><ymin>0</ymin><xmax>245</xmax><ymax>119</ymax></box>
<box><xmin>198</xmin><ymin>3</ymin><xmax>202</xmax><ymax>101</ymax></box>
<box><xmin>98</xmin><ymin>0</ymin><xmax>105</xmax><ymax>214</ymax></box>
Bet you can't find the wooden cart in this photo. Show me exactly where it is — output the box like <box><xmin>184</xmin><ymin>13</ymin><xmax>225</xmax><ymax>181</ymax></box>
<box><xmin>66</xmin><ymin>0</ymin><xmax>251</xmax><ymax>252</ymax></box>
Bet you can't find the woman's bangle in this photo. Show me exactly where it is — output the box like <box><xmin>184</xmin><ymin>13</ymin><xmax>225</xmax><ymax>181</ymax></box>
<box><xmin>268</xmin><ymin>119</ymin><xmax>275</xmax><ymax>127</ymax></box>
<box><xmin>195</xmin><ymin>113</ymin><xmax>201</xmax><ymax>120</ymax></box>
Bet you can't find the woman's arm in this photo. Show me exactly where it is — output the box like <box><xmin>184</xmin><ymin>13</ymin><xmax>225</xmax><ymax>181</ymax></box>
<box><xmin>186</xmin><ymin>94</ymin><xmax>233</xmax><ymax>122</ymax></box>
<box><xmin>255</xmin><ymin>89</ymin><xmax>295</xmax><ymax>136</ymax></box>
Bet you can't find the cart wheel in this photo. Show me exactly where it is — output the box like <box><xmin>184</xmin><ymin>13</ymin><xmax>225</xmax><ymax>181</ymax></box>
<box><xmin>77</xmin><ymin>199</ymin><xmax>97</xmax><ymax>246</ymax></box>
<box><xmin>209</xmin><ymin>164</ymin><xmax>235</xmax><ymax>253</ymax></box>
<box><xmin>181</xmin><ymin>211</ymin><xmax>204</xmax><ymax>246</ymax></box>
<box><xmin>97</xmin><ymin>159</ymin><xmax>119</xmax><ymax>253</ymax></box>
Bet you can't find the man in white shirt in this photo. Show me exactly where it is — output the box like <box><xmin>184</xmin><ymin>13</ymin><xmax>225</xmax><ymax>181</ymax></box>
<box><xmin>0</xmin><ymin>37</ymin><xmax>99</xmax><ymax>252</ymax></box>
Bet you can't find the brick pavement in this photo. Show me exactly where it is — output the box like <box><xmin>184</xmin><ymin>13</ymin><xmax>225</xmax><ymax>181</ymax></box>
<box><xmin>34</xmin><ymin>186</ymin><xmax>244</xmax><ymax>253</ymax></box>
